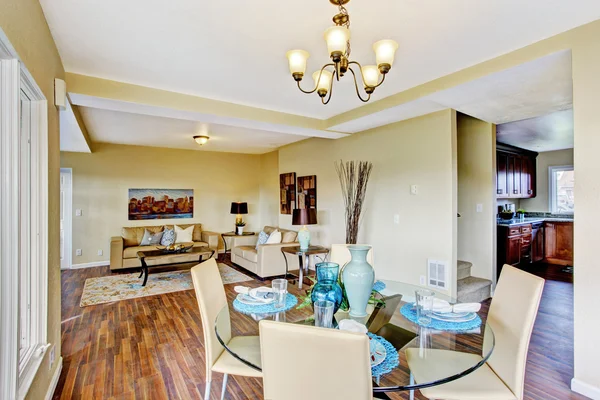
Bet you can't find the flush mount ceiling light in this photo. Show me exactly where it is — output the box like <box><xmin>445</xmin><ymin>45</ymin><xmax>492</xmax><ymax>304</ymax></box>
<box><xmin>286</xmin><ymin>0</ymin><xmax>398</xmax><ymax>104</ymax></box>
<box><xmin>194</xmin><ymin>135</ymin><xmax>210</xmax><ymax>145</ymax></box>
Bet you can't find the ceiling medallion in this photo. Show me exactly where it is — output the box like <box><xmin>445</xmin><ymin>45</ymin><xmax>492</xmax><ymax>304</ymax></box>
<box><xmin>286</xmin><ymin>0</ymin><xmax>398</xmax><ymax>105</ymax></box>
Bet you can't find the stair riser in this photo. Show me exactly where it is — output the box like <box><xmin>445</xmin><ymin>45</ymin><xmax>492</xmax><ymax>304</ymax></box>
<box><xmin>457</xmin><ymin>266</ymin><xmax>471</xmax><ymax>280</ymax></box>
<box><xmin>457</xmin><ymin>284</ymin><xmax>491</xmax><ymax>303</ymax></box>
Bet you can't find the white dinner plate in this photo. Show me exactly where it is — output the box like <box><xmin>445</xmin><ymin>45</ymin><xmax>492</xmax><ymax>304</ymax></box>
<box><xmin>369</xmin><ymin>337</ymin><xmax>387</xmax><ymax>367</ymax></box>
<box><xmin>432</xmin><ymin>311</ymin><xmax>471</xmax><ymax>318</ymax></box>
<box><xmin>236</xmin><ymin>293</ymin><xmax>275</xmax><ymax>306</ymax></box>
<box><xmin>431</xmin><ymin>312</ymin><xmax>477</xmax><ymax>323</ymax></box>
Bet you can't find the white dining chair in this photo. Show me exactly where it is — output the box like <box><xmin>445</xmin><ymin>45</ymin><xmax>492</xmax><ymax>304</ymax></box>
<box><xmin>405</xmin><ymin>264</ymin><xmax>544</xmax><ymax>400</ymax></box>
<box><xmin>329</xmin><ymin>244</ymin><xmax>374</xmax><ymax>268</ymax></box>
<box><xmin>259</xmin><ymin>320</ymin><xmax>373</xmax><ymax>400</ymax></box>
<box><xmin>190</xmin><ymin>258</ymin><xmax>262</xmax><ymax>400</ymax></box>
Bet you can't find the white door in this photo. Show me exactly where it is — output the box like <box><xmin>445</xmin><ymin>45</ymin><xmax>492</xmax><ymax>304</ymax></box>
<box><xmin>60</xmin><ymin>169</ymin><xmax>72</xmax><ymax>269</ymax></box>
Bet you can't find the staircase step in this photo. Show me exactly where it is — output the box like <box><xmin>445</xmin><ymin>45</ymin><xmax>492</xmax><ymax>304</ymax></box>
<box><xmin>457</xmin><ymin>260</ymin><xmax>472</xmax><ymax>280</ymax></box>
<box><xmin>457</xmin><ymin>276</ymin><xmax>492</xmax><ymax>303</ymax></box>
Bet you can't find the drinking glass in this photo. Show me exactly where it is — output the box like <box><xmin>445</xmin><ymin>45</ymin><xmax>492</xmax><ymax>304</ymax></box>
<box><xmin>272</xmin><ymin>279</ymin><xmax>288</xmax><ymax>308</ymax></box>
<box><xmin>415</xmin><ymin>289</ymin><xmax>435</xmax><ymax>326</ymax></box>
<box><xmin>314</xmin><ymin>300</ymin><xmax>334</xmax><ymax>328</ymax></box>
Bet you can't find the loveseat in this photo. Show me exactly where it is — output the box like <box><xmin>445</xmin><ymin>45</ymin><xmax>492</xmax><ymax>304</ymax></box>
<box><xmin>110</xmin><ymin>223</ymin><xmax>219</xmax><ymax>270</ymax></box>
<box><xmin>230</xmin><ymin>226</ymin><xmax>300</xmax><ymax>278</ymax></box>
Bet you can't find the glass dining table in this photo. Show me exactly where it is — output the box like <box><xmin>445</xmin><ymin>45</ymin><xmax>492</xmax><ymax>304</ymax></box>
<box><xmin>215</xmin><ymin>282</ymin><xmax>494</xmax><ymax>397</ymax></box>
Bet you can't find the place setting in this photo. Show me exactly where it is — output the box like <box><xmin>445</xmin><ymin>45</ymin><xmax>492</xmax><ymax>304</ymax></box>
<box><xmin>233</xmin><ymin>279</ymin><xmax>297</xmax><ymax>316</ymax></box>
<box><xmin>400</xmin><ymin>289</ymin><xmax>483</xmax><ymax>331</ymax></box>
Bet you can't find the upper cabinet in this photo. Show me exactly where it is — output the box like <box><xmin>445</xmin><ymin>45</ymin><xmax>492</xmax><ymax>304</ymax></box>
<box><xmin>496</xmin><ymin>143</ymin><xmax>538</xmax><ymax>199</ymax></box>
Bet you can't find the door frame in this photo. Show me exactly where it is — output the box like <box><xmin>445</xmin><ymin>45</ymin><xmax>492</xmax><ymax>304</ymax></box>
<box><xmin>60</xmin><ymin>168</ymin><xmax>73</xmax><ymax>270</ymax></box>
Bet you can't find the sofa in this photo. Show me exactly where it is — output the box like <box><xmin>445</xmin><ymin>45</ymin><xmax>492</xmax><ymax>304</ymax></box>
<box><xmin>110</xmin><ymin>223</ymin><xmax>219</xmax><ymax>270</ymax></box>
<box><xmin>230</xmin><ymin>226</ymin><xmax>300</xmax><ymax>278</ymax></box>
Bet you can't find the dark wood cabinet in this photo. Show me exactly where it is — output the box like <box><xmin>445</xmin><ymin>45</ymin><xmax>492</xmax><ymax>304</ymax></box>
<box><xmin>497</xmin><ymin>224</ymin><xmax>531</xmax><ymax>279</ymax></box>
<box><xmin>496</xmin><ymin>143</ymin><xmax>537</xmax><ymax>199</ymax></box>
<box><xmin>545</xmin><ymin>222</ymin><xmax>573</xmax><ymax>265</ymax></box>
<box><xmin>531</xmin><ymin>223</ymin><xmax>544</xmax><ymax>263</ymax></box>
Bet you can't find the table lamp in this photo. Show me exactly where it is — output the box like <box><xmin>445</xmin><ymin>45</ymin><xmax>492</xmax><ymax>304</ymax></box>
<box><xmin>230</xmin><ymin>202</ymin><xmax>248</xmax><ymax>233</ymax></box>
<box><xmin>292</xmin><ymin>208</ymin><xmax>317</xmax><ymax>250</ymax></box>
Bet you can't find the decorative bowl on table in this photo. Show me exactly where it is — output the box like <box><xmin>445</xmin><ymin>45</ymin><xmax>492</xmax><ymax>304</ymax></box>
<box><xmin>499</xmin><ymin>211</ymin><xmax>515</xmax><ymax>220</ymax></box>
<box><xmin>160</xmin><ymin>243</ymin><xmax>193</xmax><ymax>254</ymax></box>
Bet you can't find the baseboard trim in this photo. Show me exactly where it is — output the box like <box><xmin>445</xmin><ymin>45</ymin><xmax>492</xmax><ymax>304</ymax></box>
<box><xmin>70</xmin><ymin>261</ymin><xmax>109</xmax><ymax>269</ymax></box>
<box><xmin>45</xmin><ymin>357</ymin><xmax>62</xmax><ymax>400</ymax></box>
<box><xmin>572</xmin><ymin>377</ymin><xmax>600</xmax><ymax>399</ymax></box>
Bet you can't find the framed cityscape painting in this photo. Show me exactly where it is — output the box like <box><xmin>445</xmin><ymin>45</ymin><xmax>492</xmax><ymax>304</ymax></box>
<box><xmin>297</xmin><ymin>175</ymin><xmax>317</xmax><ymax>209</ymax></box>
<box><xmin>279</xmin><ymin>172</ymin><xmax>296</xmax><ymax>214</ymax></box>
<box><xmin>128</xmin><ymin>188</ymin><xmax>193</xmax><ymax>220</ymax></box>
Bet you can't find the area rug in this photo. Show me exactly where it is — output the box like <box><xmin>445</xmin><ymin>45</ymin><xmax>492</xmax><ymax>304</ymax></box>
<box><xmin>80</xmin><ymin>263</ymin><xmax>252</xmax><ymax>307</ymax></box>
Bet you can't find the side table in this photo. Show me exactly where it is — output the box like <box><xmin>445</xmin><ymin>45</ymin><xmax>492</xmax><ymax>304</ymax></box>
<box><xmin>281</xmin><ymin>245</ymin><xmax>329</xmax><ymax>289</ymax></box>
<box><xmin>221</xmin><ymin>231</ymin><xmax>255</xmax><ymax>255</ymax></box>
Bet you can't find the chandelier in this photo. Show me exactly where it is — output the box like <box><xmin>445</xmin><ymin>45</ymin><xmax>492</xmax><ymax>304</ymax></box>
<box><xmin>286</xmin><ymin>0</ymin><xmax>398</xmax><ymax>104</ymax></box>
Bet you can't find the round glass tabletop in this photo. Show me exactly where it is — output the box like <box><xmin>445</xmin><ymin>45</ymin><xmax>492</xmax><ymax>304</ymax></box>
<box><xmin>215</xmin><ymin>282</ymin><xmax>494</xmax><ymax>394</ymax></box>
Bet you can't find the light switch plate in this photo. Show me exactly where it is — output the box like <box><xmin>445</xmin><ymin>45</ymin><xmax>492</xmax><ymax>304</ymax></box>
<box><xmin>476</xmin><ymin>204</ymin><xmax>483</xmax><ymax>213</ymax></box>
<box><xmin>393</xmin><ymin>214</ymin><xmax>400</xmax><ymax>224</ymax></box>
<box><xmin>76</xmin><ymin>249</ymin><xmax>82</xmax><ymax>256</ymax></box>
<box><xmin>75</xmin><ymin>209</ymin><xmax>82</xmax><ymax>216</ymax></box>
<box><xmin>420</xmin><ymin>275</ymin><xmax>426</xmax><ymax>285</ymax></box>
<box><xmin>410</xmin><ymin>185</ymin><xmax>418</xmax><ymax>195</ymax></box>
<box><xmin>97</xmin><ymin>249</ymin><xmax>103</xmax><ymax>256</ymax></box>
<box><xmin>49</xmin><ymin>346</ymin><xmax>55</xmax><ymax>370</ymax></box>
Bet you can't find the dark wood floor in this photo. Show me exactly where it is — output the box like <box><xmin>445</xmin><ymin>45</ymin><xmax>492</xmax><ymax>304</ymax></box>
<box><xmin>53</xmin><ymin>258</ymin><xmax>586</xmax><ymax>399</ymax></box>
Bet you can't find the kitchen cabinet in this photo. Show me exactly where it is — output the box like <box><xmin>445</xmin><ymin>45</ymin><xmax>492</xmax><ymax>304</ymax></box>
<box><xmin>496</xmin><ymin>143</ymin><xmax>537</xmax><ymax>199</ymax></box>
<box><xmin>497</xmin><ymin>224</ymin><xmax>531</xmax><ymax>279</ymax></box>
<box><xmin>531</xmin><ymin>222</ymin><xmax>544</xmax><ymax>263</ymax></box>
<box><xmin>545</xmin><ymin>221</ymin><xmax>573</xmax><ymax>265</ymax></box>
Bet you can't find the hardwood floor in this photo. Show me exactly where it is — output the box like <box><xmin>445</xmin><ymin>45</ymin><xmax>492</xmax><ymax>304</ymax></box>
<box><xmin>53</xmin><ymin>257</ymin><xmax>587</xmax><ymax>399</ymax></box>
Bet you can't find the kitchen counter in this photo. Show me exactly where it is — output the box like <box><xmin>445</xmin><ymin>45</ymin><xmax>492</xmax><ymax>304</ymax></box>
<box><xmin>497</xmin><ymin>217</ymin><xmax>574</xmax><ymax>227</ymax></box>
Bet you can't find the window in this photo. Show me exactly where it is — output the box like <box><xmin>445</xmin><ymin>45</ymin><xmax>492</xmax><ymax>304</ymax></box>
<box><xmin>549</xmin><ymin>165</ymin><xmax>574</xmax><ymax>214</ymax></box>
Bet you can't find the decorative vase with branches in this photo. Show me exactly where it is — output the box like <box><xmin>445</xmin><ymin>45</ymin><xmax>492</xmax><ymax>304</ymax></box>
<box><xmin>335</xmin><ymin>160</ymin><xmax>373</xmax><ymax>244</ymax></box>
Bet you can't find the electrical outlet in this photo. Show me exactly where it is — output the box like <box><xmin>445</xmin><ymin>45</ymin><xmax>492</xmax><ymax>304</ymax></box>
<box><xmin>75</xmin><ymin>208</ymin><xmax>82</xmax><ymax>216</ymax></box>
<box><xmin>476</xmin><ymin>204</ymin><xmax>483</xmax><ymax>213</ymax></box>
<box><xmin>410</xmin><ymin>185</ymin><xmax>418</xmax><ymax>195</ymax></box>
<box><xmin>420</xmin><ymin>275</ymin><xmax>426</xmax><ymax>285</ymax></box>
<box><xmin>97</xmin><ymin>249</ymin><xmax>103</xmax><ymax>256</ymax></box>
<box><xmin>76</xmin><ymin>249</ymin><xmax>82</xmax><ymax>256</ymax></box>
<box><xmin>49</xmin><ymin>346</ymin><xmax>55</xmax><ymax>370</ymax></box>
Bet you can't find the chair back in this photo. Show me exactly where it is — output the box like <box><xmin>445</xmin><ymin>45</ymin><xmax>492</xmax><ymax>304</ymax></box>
<box><xmin>329</xmin><ymin>244</ymin><xmax>374</xmax><ymax>268</ymax></box>
<box><xmin>259</xmin><ymin>320</ymin><xmax>372</xmax><ymax>400</ymax></box>
<box><xmin>191</xmin><ymin>258</ymin><xmax>231</xmax><ymax>377</ymax></box>
<box><xmin>484</xmin><ymin>265</ymin><xmax>544</xmax><ymax>399</ymax></box>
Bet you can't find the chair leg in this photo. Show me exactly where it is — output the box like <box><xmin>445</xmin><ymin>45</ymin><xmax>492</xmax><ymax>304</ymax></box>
<box><xmin>409</xmin><ymin>372</ymin><xmax>414</xmax><ymax>400</ymax></box>
<box><xmin>204</xmin><ymin>379</ymin><xmax>212</xmax><ymax>400</ymax></box>
<box><xmin>220</xmin><ymin>374</ymin><xmax>229</xmax><ymax>400</ymax></box>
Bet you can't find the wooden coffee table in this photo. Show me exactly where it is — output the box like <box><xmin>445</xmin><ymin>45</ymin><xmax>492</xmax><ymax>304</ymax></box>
<box><xmin>137</xmin><ymin>246</ymin><xmax>215</xmax><ymax>286</ymax></box>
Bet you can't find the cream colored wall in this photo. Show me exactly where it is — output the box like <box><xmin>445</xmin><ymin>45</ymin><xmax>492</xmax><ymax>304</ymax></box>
<box><xmin>520</xmin><ymin>149</ymin><xmax>574</xmax><ymax>213</ymax></box>
<box><xmin>259</xmin><ymin>151</ymin><xmax>280</xmax><ymax>227</ymax></box>
<box><xmin>278</xmin><ymin>110</ymin><xmax>458</xmax><ymax>296</ymax></box>
<box><xmin>0</xmin><ymin>1</ymin><xmax>65</xmax><ymax>398</ymax></box>
<box><xmin>60</xmin><ymin>143</ymin><xmax>266</xmax><ymax>265</ymax></box>
<box><xmin>457</xmin><ymin>114</ymin><xmax>496</xmax><ymax>281</ymax></box>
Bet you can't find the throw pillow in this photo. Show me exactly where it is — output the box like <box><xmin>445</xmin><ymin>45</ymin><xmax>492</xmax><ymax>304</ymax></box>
<box><xmin>265</xmin><ymin>229</ymin><xmax>282</xmax><ymax>244</ymax></box>
<box><xmin>140</xmin><ymin>228</ymin><xmax>164</xmax><ymax>246</ymax></box>
<box><xmin>174</xmin><ymin>225</ymin><xmax>194</xmax><ymax>243</ymax></box>
<box><xmin>161</xmin><ymin>227</ymin><xmax>175</xmax><ymax>246</ymax></box>
<box><xmin>281</xmin><ymin>231</ymin><xmax>297</xmax><ymax>243</ymax></box>
<box><xmin>255</xmin><ymin>230</ymin><xmax>269</xmax><ymax>250</ymax></box>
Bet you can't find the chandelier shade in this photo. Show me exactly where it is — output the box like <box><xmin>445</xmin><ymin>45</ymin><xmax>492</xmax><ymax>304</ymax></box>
<box><xmin>286</xmin><ymin>0</ymin><xmax>398</xmax><ymax>104</ymax></box>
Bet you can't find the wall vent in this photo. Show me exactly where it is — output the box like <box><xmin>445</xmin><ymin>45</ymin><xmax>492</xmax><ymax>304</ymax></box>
<box><xmin>427</xmin><ymin>259</ymin><xmax>448</xmax><ymax>289</ymax></box>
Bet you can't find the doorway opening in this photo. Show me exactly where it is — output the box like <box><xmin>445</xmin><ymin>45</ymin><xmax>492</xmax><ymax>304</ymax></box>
<box><xmin>60</xmin><ymin>168</ymin><xmax>72</xmax><ymax>270</ymax></box>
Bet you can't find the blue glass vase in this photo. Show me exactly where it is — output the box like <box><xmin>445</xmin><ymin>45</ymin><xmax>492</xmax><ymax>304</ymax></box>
<box><xmin>311</xmin><ymin>262</ymin><xmax>343</xmax><ymax>313</ymax></box>
<box><xmin>342</xmin><ymin>245</ymin><xmax>375</xmax><ymax>317</ymax></box>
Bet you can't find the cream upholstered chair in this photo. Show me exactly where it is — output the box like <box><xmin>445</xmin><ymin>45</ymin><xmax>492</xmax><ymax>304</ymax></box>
<box><xmin>190</xmin><ymin>258</ymin><xmax>262</xmax><ymax>400</ymax></box>
<box><xmin>329</xmin><ymin>244</ymin><xmax>374</xmax><ymax>267</ymax></box>
<box><xmin>259</xmin><ymin>320</ymin><xmax>373</xmax><ymax>400</ymax></box>
<box><xmin>406</xmin><ymin>265</ymin><xmax>544</xmax><ymax>400</ymax></box>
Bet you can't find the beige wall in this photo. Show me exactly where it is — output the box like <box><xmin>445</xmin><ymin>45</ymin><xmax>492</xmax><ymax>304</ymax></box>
<box><xmin>259</xmin><ymin>151</ymin><xmax>280</xmax><ymax>227</ymax></box>
<box><xmin>520</xmin><ymin>148</ymin><xmax>574</xmax><ymax>213</ymax></box>
<box><xmin>457</xmin><ymin>114</ymin><xmax>496</xmax><ymax>281</ymax></box>
<box><xmin>278</xmin><ymin>110</ymin><xmax>458</xmax><ymax>296</ymax></box>
<box><xmin>61</xmin><ymin>143</ymin><xmax>271</xmax><ymax>265</ymax></box>
<box><xmin>0</xmin><ymin>0</ymin><xmax>65</xmax><ymax>398</ymax></box>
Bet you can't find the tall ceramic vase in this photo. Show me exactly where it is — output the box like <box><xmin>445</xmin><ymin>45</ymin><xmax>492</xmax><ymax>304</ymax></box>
<box><xmin>342</xmin><ymin>245</ymin><xmax>375</xmax><ymax>317</ymax></box>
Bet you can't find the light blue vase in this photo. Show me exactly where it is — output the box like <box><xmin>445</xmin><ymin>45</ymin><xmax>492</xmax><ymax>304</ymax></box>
<box><xmin>342</xmin><ymin>245</ymin><xmax>375</xmax><ymax>317</ymax></box>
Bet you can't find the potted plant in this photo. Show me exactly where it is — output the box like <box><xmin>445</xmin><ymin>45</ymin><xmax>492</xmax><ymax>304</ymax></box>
<box><xmin>235</xmin><ymin>221</ymin><xmax>246</xmax><ymax>235</ymax></box>
<box><xmin>498</xmin><ymin>207</ymin><xmax>515</xmax><ymax>220</ymax></box>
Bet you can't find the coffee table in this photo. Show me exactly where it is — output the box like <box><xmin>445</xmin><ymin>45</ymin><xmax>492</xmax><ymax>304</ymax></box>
<box><xmin>136</xmin><ymin>246</ymin><xmax>215</xmax><ymax>286</ymax></box>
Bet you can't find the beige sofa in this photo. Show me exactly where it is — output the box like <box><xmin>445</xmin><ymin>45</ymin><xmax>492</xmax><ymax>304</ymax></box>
<box><xmin>110</xmin><ymin>223</ymin><xmax>219</xmax><ymax>270</ymax></box>
<box><xmin>230</xmin><ymin>226</ymin><xmax>300</xmax><ymax>278</ymax></box>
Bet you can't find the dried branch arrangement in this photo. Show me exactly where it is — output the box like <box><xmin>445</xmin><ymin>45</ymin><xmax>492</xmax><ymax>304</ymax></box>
<box><xmin>335</xmin><ymin>160</ymin><xmax>373</xmax><ymax>244</ymax></box>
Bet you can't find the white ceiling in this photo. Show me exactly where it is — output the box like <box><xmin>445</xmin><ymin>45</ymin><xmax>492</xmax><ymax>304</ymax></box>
<box><xmin>40</xmin><ymin>0</ymin><xmax>600</xmax><ymax>120</ymax></box>
<box><xmin>79</xmin><ymin>107</ymin><xmax>309</xmax><ymax>154</ymax></box>
<box><xmin>497</xmin><ymin>109</ymin><xmax>574</xmax><ymax>152</ymax></box>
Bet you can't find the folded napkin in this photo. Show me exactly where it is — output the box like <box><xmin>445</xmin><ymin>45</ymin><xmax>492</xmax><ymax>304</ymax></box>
<box><xmin>430</xmin><ymin>298</ymin><xmax>481</xmax><ymax>314</ymax></box>
<box><xmin>338</xmin><ymin>319</ymin><xmax>368</xmax><ymax>334</ymax></box>
<box><xmin>234</xmin><ymin>286</ymin><xmax>275</xmax><ymax>304</ymax></box>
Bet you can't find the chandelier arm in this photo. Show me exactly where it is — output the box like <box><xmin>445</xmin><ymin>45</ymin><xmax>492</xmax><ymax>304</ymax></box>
<box><xmin>321</xmin><ymin>69</ymin><xmax>337</xmax><ymax>105</ymax></box>
<box><xmin>348</xmin><ymin>66</ymin><xmax>371</xmax><ymax>103</ymax></box>
<box><xmin>348</xmin><ymin>60</ymin><xmax>386</xmax><ymax>88</ymax></box>
<box><xmin>297</xmin><ymin>63</ymin><xmax>335</xmax><ymax>94</ymax></box>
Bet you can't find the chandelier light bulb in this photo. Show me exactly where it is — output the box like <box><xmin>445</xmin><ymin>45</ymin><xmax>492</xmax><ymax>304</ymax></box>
<box><xmin>324</xmin><ymin>26</ymin><xmax>350</xmax><ymax>58</ymax></box>
<box><xmin>286</xmin><ymin>50</ymin><xmax>310</xmax><ymax>76</ymax></box>
<box><xmin>361</xmin><ymin>65</ymin><xmax>380</xmax><ymax>87</ymax></box>
<box><xmin>373</xmin><ymin>40</ymin><xmax>399</xmax><ymax>71</ymax></box>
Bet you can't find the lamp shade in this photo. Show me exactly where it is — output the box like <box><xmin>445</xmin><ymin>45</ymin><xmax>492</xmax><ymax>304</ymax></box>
<box><xmin>292</xmin><ymin>208</ymin><xmax>317</xmax><ymax>226</ymax></box>
<box><xmin>373</xmin><ymin>39</ymin><xmax>399</xmax><ymax>68</ymax></box>
<box><xmin>286</xmin><ymin>50</ymin><xmax>310</xmax><ymax>75</ymax></box>
<box><xmin>230</xmin><ymin>202</ymin><xmax>248</xmax><ymax>214</ymax></box>
<box><xmin>312</xmin><ymin>69</ymin><xmax>333</xmax><ymax>92</ymax></box>
<box><xmin>361</xmin><ymin>65</ymin><xmax>380</xmax><ymax>87</ymax></box>
<box><xmin>324</xmin><ymin>26</ymin><xmax>350</xmax><ymax>56</ymax></box>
